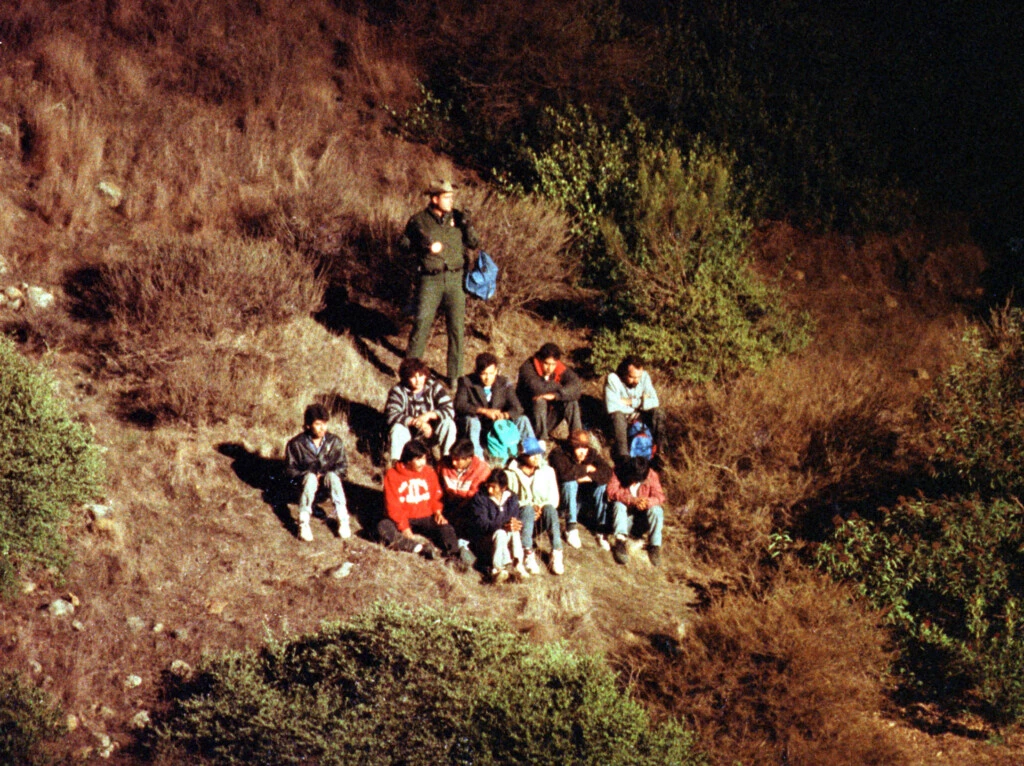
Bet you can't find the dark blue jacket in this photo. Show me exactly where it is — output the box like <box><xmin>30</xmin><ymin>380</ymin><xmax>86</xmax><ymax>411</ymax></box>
<box><xmin>469</xmin><ymin>488</ymin><xmax>521</xmax><ymax>536</ymax></box>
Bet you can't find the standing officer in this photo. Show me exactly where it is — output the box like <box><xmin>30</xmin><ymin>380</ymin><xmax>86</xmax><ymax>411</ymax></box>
<box><xmin>401</xmin><ymin>179</ymin><xmax>480</xmax><ymax>386</ymax></box>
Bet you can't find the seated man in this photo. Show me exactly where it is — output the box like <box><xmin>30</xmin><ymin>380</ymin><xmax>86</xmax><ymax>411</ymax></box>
<box><xmin>506</xmin><ymin>437</ymin><xmax>564</xmax><ymax>575</ymax></box>
<box><xmin>284</xmin><ymin>403</ymin><xmax>350</xmax><ymax>542</ymax></box>
<box><xmin>455</xmin><ymin>352</ymin><xmax>535</xmax><ymax>459</ymax></box>
<box><xmin>379</xmin><ymin>440</ymin><xmax>460</xmax><ymax>560</ymax></box>
<box><xmin>517</xmin><ymin>342</ymin><xmax>583</xmax><ymax>443</ymax></box>
<box><xmin>437</xmin><ymin>438</ymin><xmax>490</xmax><ymax>568</ymax></box>
<box><xmin>469</xmin><ymin>468</ymin><xmax>525</xmax><ymax>583</ymax></box>
<box><xmin>604</xmin><ymin>355</ymin><xmax>666</xmax><ymax>461</ymax></box>
<box><xmin>606</xmin><ymin>456</ymin><xmax>665</xmax><ymax>567</ymax></box>
<box><xmin>549</xmin><ymin>429</ymin><xmax>612</xmax><ymax>550</ymax></box>
<box><xmin>385</xmin><ymin>357</ymin><xmax>456</xmax><ymax>463</ymax></box>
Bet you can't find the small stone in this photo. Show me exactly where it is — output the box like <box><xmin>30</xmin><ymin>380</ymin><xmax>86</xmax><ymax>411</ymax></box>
<box><xmin>912</xmin><ymin>368</ymin><xmax>930</xmax><ymax>381</ymax></box>
<box><xmin>67</xmin><ymin>592</ymin><xmax>81</xmax><ymax>607</ymax></box>
<box><xmin>0</xmin><ymin>123</ymin><xmax>10</xmax><ymax>138</ymax></box>
<box><xmin>98</xmin><ymin>705</ymin><xmax>117</xmax><ymax>720</ymax></box>
<box><xmin>172</xmin><ymin>627</ymin><xmax>190</xmax><ymax>641</ymax></box>
<box><xmin>94</xmin><ymin>732</ymin><xmax>111</xmax><ymax>748</ymax></box>
<box><xmin>48</xmin><ymin>599</ymin><xmax>75</xmax><ymax>617</ymax></box>
<box><xmin>124</xmin><ymin>674</ymin><xmax>142</xmax><ymax>689</ymax></box>
<box><xmin>330</xmin><ymin>562</ymin><xmax>354</xmax><ymax>579</ymax></box>
<box><xmin>126</xmin><ymin>616</ymin><xmax>146</xmax><ymax>633</ymax></box>
<box><xmin>21</xmin><ymin>580</ymin><xmax>36</xmax><ymax>594</ymax></box>
<box><xmin>206</xmin><ymin>600</ymin><xmax>227</xmax><ymax>616</ymax></box>
<box><xmin>793</xmin><ymin>269</ymin><xmax>805</xmax><ymax>281</ymax></box>
<box><xmin>0</xmin><ymin>293</ymin><xmax>6</xmax><ymax>306</ymax></box>
<box><xmin>884</xmin><ymin>294</ymin><xmax>899</xmax><ymax>309</ymax></box>
<box><xmin>9</xmin><ymin>297</ymin><xmax>22</xmax><ymax>311</ymax></box>
<box><xmin>169</xmin><ymin>659</ymin><xmax>193</xmax><ymax>678</ymax></box>
<box><xmin>85</xmin><ymin>503</ymin><xmax>112</xmax><ymax>520</ymax></box>
<box><xmin>72</xmin><ymin>620</ymin><xmax>85</xmax><ymax>631</ymax></box>
<box><xmin>29</xmin><ymin>659</ymin><xmax>43</xmax><ymax>674</ymax></box>
<box><xmin>3</xmin><ymin>285</ymin><xmax>22</xmax><ymax>301</ymax></box>
<box><xmin>66</xmin><ymin>714</ymin><xmax>79</xmax><ymax>732</ymax></box>
<box><xmin>25</xmin><ymin>285</ymin><xmax>55</xmax><ymax>309</ymax></box>
<box><xmin>130</xmin><ymin>710</ymin><xmax>151</xmax><ymax>729</ymax></box>
<box><xmin>152</xmin><ymin>622</ymin><xmax>164</xmax><ymax>633</ymax></box>
<box><xmin>96</xmin><ymin>180</ymin><xmax>123</xmax><ymax>208</ymax></box>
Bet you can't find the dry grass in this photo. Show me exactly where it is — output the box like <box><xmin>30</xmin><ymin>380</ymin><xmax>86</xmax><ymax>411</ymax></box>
<box><xmin>619</xmin><ymin>567</ymin><xmax>906</xmax><ymax>766</ymax></box>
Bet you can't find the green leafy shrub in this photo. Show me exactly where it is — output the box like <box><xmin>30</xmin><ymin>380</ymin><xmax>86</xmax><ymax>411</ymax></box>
<box><xmin>511</xmin><ymin>107</ymin><xmax>810</xmax><ymax>381</ymax></box>
<box><xmin>0</xmin><ymin>671</ymin><xmax>66</xmax><ymax>765</ymax></box>
<box><xmin>0</xmin><ymin>336</ymin><xmax>103</xmax><ymax>595</ymax></box>
<box><xmin>156</xmin><ymin>602</ymin><xmax>704</xmax><ymax>765</ymax></box>
<box><xmin>817</xmin><ymin>495</ymin><xmax>1024</xmax><ymax>722</ymax></box>
<box><xmin>920</xmin><ymin>305</ymin><xmax>1024</xmax><ymax>496</ymax></box>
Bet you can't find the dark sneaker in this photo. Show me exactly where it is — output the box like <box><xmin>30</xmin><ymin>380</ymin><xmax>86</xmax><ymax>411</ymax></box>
<box><xmin>612</xmin><ymin>536</ymin><xmax>629</xmax><ymax>566</ymax></box>
<box><xmin>648</xmin><ymin>545</ymin><xmax>662</xmax><ymax>567</ymax></box>
<box><xmin>391</xmin><ymin>537</ymin><xmax>420</xmax><ymax>554</ymax></box>
<box><xmin>420</xmin><ymin>542</ymin><xmax>437</xmax><ymax>561</ymax></box>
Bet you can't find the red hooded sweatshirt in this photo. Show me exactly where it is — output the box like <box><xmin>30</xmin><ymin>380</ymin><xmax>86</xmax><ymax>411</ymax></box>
<box><xmin>383</xmin><ymin>461</ymin><xmax>444</xmax><ymax>532</ymax></box>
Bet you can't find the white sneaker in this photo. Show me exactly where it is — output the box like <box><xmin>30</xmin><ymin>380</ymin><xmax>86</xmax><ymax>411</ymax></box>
<box><xmin>551</xmin><ymin>549</ymin><xmax>565</xmax><ymax>575</ymax></box>
<box><xmin>299</xmin><ymin>520</ymin><xmax>313</xmax><ymax>542</ymax></box>
<box><xmin>596</xmin><ymin>533</ymin><xmax>611</xmax><ymax>551</ymax></box>
<box><xmin>513</xmin><ymin>559</ymin><xmax>530</xmax><ymax>580</ymax></box>
<box><xmin>566</xmin><ymin>528</ymin><xmax>582</xmax><ymax>549</ymax></box>
<box><xmin>338</xmin><ymin>515</ymin><xmax>351</xmax><ymax>540</ymax></box>
<box><xmin>524</xmin><ymin>550</ymin><xmax>541</xmax><ymax>575</ymax></box>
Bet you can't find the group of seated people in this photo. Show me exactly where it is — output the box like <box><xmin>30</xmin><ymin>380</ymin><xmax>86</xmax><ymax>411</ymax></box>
<box><xmin>284</xmin><ymin>342</ymin><xmax>668</xmax><ymax>580</ymax></box>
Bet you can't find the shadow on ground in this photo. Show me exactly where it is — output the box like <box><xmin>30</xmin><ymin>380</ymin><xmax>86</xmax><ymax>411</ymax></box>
<box><xmin>217</xmin><ymin>442</ymin><xmax>384</xmax><ymax>539</ymax></box>
<box><xmin>315</xmin><ymin>285</ymin><xmax>403</xmax><ymax>377</ymax></box>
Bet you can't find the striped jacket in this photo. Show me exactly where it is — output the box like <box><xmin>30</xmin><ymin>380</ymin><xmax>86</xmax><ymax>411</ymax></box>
<box><xmin>384</xmin><ymin>378</ymin><xmax>455</xmax><ymax>428</ymax></box>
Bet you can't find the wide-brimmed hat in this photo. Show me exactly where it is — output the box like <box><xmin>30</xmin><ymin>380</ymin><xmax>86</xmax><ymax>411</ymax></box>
<box><xmin>425</xmin><ymin>179</ymin><xmax>457</xmax><ymax>195</ymax></box>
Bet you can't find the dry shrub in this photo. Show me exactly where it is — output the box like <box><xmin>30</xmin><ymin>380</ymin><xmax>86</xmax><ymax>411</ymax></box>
<box><xmin>662</xmin><ymin>351</ymin><xmax>909</xmax><ymax>578</ymax></box>
<box><xmin>620</xmin><ymin>568</ymin><xmax>904</xmax><ymax>766</ymax></box>
<box><xmin>87</xmin><ymin>235</ymin><xmax>324</xmax><ymax>425</ymax></box>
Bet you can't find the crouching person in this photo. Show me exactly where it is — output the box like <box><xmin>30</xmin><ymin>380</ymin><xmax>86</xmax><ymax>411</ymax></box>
<box><xmin>437</xmin><ymin>438</ymin><xmax>490</xmax><ymax>569</ymax></box>
<box><xmin>285</xmin><ymin>403</ymin><xmax>350</xmax><ymax>542</ymax></box>
<box><xmin>469</xmin><ymin>469</ymin><xmax>526</xmax><ymax>583</ymax></box>
<box><xmin>549</xmin><ymin>429</ymin><xmax>612</xmax><ymax>550</ymax></box>
<box><xmin>606</xmin><ymin>456</ymin><xmax>665</xmax><ymax>566</ymax></box>
<box><xmin>385</xmin><ymin>358</ymin><xmax>457</xmax><ymax>463</ymax></box>
<box><xmin>506</xmin><ymin>437</ymin><xmax>564</xmax><ymax>575</ymax></box>
<box><xmin>379</xmin><ymin>440</ymin><xmax>460</xmax><ymax>560</ymax></box>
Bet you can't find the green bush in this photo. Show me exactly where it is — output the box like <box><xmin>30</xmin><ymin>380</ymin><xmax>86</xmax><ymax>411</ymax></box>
<box><xmin>156</xmin><ymin>602</ymin><xmax>705</xmax><ymax>765</ymax></box>
<box><xmin>0</xmin><ymin>336</ymin><xmax>103</xmax><ymax>595</ymax></box>
<box><xmin>0</xmin><ymin>671</ymin><xmax>66</xmax><ymax>765</ymax></box>
<box><xmin>510</xmin><ymin>108</ymin><xmax>810</xmax><ymax>381</ymax></box>
<box><xmin>920</xmin><ymin>305</ymin><xmax>1024</xmax><ymax>496</ymax></box>
<box><xmin>817</xmin><ymin>496</ymin><xmax>1024</xmax><ymax>722</ymax></box>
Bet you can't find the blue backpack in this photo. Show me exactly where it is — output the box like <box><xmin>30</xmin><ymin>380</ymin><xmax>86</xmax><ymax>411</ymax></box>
<box><xmin>628</xmin><ymin>420</ymin><xmax>655</xmax><ymax>460</ymax></box>
<box><xmin>465</xmin><ymin>251</ymin><xmax>499</xmax><ymax>300</ymax></box>
<box><xmin>486</xmin><ymin>419</ymin><xmax>520</xmax><ymax>461</ymax></box>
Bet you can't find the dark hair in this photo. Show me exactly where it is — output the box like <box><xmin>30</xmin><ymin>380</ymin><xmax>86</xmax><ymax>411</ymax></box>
<box><xmin>474</xmin><ymin>352</ymin><xmax>499</xmax><ymax>374</ymax></box>
<box><xmin>400</xmin><ymin>439</ymin><xmax>430</xmax><ymax>464</ymax></box>
<box><xmin>398</xmin><ymin>357</ymin><xmax>430</xmax><ymax>383</ymax></box>
<box><xmin>625</xmin><ymin>456</ymin><xmax>651</xmax><ymax>485</ymax></box>
<box><xmin>303</xmin><ymin>403</ymin><xmax>330</xmax><ymax>427</ymax></box>
<box><xmin>617</xmin><ymin>355</ymin><xmax>645</xmax><ymax>378</ymax></box>
<box><xmin>482</xmin><ymin>468</ymin><xmax>509</xmax><ymax>490</ymax></box>
<box><xmin>450</xmin><ymin>438</ymin><xmax>475</xmax><ymax>460</ymax></box>
<box><xmin>536</xmin><ymin>342</ymin><xmax>562</xmax><ymax>361</ymax></box>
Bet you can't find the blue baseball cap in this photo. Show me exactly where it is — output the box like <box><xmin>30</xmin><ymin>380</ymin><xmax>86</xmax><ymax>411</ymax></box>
<box><xmin>521</xmin><ymin>436</ymin><xmax>544</xmax><ymax>456</ymax></box>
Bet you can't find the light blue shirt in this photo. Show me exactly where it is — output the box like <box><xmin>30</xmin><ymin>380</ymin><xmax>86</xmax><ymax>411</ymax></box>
<box><xmin>604</xmin><ymin>371</ymin><xmax>659</xmax><ymax>416</ymax></box>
